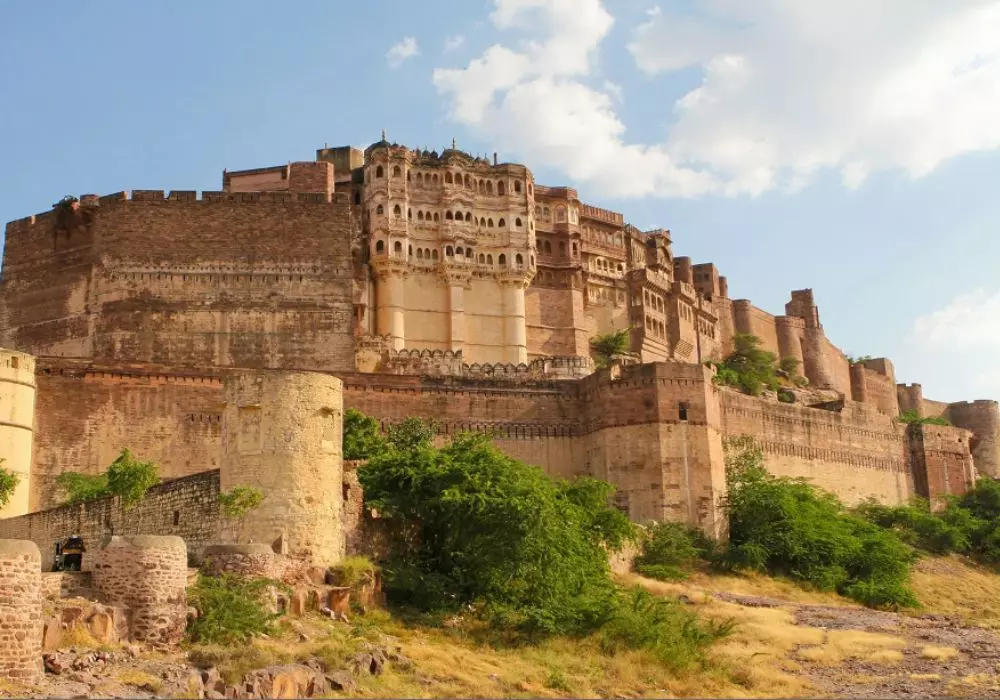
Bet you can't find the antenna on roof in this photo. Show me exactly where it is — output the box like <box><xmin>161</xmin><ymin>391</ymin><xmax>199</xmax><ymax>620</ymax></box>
<box><xmin>452</xmin><ymin>137</ymin><xmax>457</xmax><ymax>150</ymax></box>
<box><xmin>381</xmin><ymin>128</ymin><xmax>387</xmax><ymax>141</ymax></box>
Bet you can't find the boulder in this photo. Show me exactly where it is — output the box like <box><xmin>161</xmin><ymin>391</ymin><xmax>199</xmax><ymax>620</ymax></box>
<box><xmin>327</xmin><ymin>587</ymin><xmax>351</xmax><ymax>618</ymax></box>
<box><xmin>241</xmin><ymin>664</ymin><xmax>329</xmax><ymax>698</ymax></box>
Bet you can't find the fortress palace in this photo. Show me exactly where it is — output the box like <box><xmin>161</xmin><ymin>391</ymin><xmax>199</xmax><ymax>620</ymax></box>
<box><xmin>0</xmin><ymin>137</ymin><xmax>997</xmax><ymax>562</ymax></box>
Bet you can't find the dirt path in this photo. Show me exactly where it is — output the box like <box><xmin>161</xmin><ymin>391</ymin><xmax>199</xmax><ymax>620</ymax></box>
<box><xmin>715</xmin><ymin>591</ymin><xmax>1000</xmax><ymax>697</ymax></box>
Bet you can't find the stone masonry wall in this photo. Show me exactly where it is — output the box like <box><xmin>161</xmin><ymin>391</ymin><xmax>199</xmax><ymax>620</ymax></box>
<box><xmin>0</xmin><ymin>470</ymin><xmax>220</xmax><ymax>570</ymax></box>
<box><xmin>2</xmin><ymin>191</ymin><xmax>357</xmax><ymax>373</ymax></box>
<box><xmin>92</xmin><ymin>535</ymin><xmax>188</xmax><ymax>645</ymax></box>
<box><xmin>0</xmin><ymin>539</ymin><xmax>43</xmax><ymax>685</ymax></box>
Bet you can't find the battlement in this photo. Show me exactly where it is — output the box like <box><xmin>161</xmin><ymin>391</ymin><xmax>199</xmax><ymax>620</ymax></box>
<box><xmin>580</xmin><ymin>204</ymin><xmax>624</xmax><ymax>226</ymax></box>
<box><xmin>378</xmin><ymin>346</ymin><xmax>594</xmax><ymax>381</ymax></box>
<box><xmin>4</xmin><ymin>189</ymin><xmax>349</xmax><ymax>232</ymax></box>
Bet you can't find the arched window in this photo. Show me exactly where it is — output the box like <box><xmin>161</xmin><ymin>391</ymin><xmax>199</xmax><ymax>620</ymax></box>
<box><xmin>487</xmin><ymin>218</ymin><xmax>494</xmax><ymax>228</ymax></box>
<box><xmin>433</xmin><ymin>213</ymin><xmax>439</xmax><ymax>221</ymax></box>
<box><xmin>515</xmin><ymin>217</ymin><xmax>522</xmax><ymax>227</ymax></box>
<box><xmin>408</xmin><ymin>245</ymin><xmax>413</xmax><ymax>256</ymax></box>
<box><xmin>559</xmin><ymin>241</ymin><xmax>566</xmax><ymax>255</ymax></box>
<box><xmin>572</xmin><ymin>242</ymin><xmax>578</xmax><ymax>255</ymax></box>
<box><xmin>464</xmin><ymin>174</ymin><xmax>471</xmax><ymax>188</ymax></box>
<box><xmin>478</xmin><ymin>180</ymin><xmax>485</xmax><ymax>194</ymax></box>
<box><xmin>446</xmin><ymin>246</ymin><xmax>454</xmax><ymax>257</ymax></box>
<box><xmin>556</xmin><ymin>207</ymin><xmax>566</xmax><ymax>222</ymax></box>
<box><xmin>416</xmin><ymin>173</ymin><xmax>423</xmax><ymax>185</ymax></box>
<box><xmin>498</xmin><ymin>218</ymin><xmax>505</xmax><ymax>227</ymax></box>
<box><xmin>393</xmin><ymin>204</ymin><xmax>402</xmax><ymax>217</ymax></box>
<box><xmin>487</xmin><ymin>254</ymin><xmax>493</xmax><ymax>265</ymax></box>
<box><xmin>456</xmin><ymin>246</ymin><xmax>463</xmax><ymax>256</ymax></box>
<box><xmin>514</xmin><ymin>181</ymin><xmax>522</xmax><ymax>193</ymax></box>
<box><xmin>354</xmin><ymin>191</ymin><xmax>361</xmax><ymax>205</ymax></box>
<box><xmin>515</xmin><ymin>253</ymin><xmax>523</xmax><ymax>266</ymax></box>
<box><xmin>445</xmin><ymin>172</ymin><xmax>453</xmax><ymax>184</ymax></box>
<box><xmin>544</xmin><ymin>241</ymin><xmax>552</xmax><ymax>253</ymax></box>
<box><xmin>499</xmin><ymin>254</ymin><xmax>506</xmax><ymax>266</ymax></box>
<box><xmin>394</xmin><ymin>241</ymin><xmax>402</xmax><ymax>253</ymax></box>
<box><xmin>446</xmin><ymin>211</ymin><xmax>453</xmax><ymax>220</ymax></box>
<box><xmin>466</xmin><ymin>248</ymin><xmax>473</xmax><ymax>258</ymax></box>
<box><xmin>425</xmin><ymin>248</ymin><xmax>431</xmax><ymax>259</ymax></box>
<box><xmin>530</xmin><ymin>255</ymin><xmax>535</xmax><ymax>266</ymax></box>
<box><xmin>498</xmin><ymin>181</ymin><xmax>506</xmax><ymax>195</ymax></box>
<box><xmin>376</xmin><ymin>165</ymin><xmax>384</xmax><ymax>178</ymax></box>
<box><xmin>376</xmin><ymin>240</ymin><xmax>385</xmax><ymax>253</ymax></box>
<box><xmin>417</xmin><ymin>211</ymin><xmax>424</xmax><ymax>221</ymax></box>
<box><xmin>417</xmin><ymin>248</ymin><xmax>424</xmax><ymax>259</ymax></box>
<box><xmin>543</xmin><ymin>206</ymin><xmax>550</xmax><ymax>216</ymax></box>
<box><xmin>478</xmin><ymin>253</ymin><xmax>486</xmax><ymax>263</ymax></box>
<box><xmin>392</xmin><ymin>165</ymin><xmax>401</xmax><ymax>177</ymax></box>
<box><xmin>535</xmin><ymin>205</ymin><xmax>541</xmax><ymax>215</ymax></box>
<box><xmin>486</xmin><ymin>181</ymin><xmax>493</xmax><ymax>195</ymax></box>
<box><xmin>465</xmin><ymin>212</ymin><xmax>472</xmax><ymax>222</ymax></box>
<box><xmin>433</xmin><ymin>174</ymin><xmax>438</xmax><ymax>185</ymax></box>
<box><xmin>376</xmin><ymin>204</ymin><xmax>384</xmax><ymax>215</ymax></box>
<box><xmin>432</xmin><ymin>250</ymin><xmax>439</xmax><ymax>260</ymax></box>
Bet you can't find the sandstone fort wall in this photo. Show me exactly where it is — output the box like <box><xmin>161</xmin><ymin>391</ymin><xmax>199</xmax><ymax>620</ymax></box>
<box><xmin>0</xmin><ymin>471</ymin><xmax>220</xmax><ymax>569</ymax></box>
<box><xmin>0</xmin><ymin>539</ymin><xmax>43</xmax><ymax>685</ymax></box>
<box><xmin>2</xmin><ymin>191</ymin><xmax>356</xmax><ymax>372</ymax></box>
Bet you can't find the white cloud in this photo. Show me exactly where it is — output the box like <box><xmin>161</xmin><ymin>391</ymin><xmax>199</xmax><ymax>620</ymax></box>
<box><xmin>913</xmin><ymin>289</ymin><xmax>1000</xmax><ymax>349</ymax></box>
<box><xmin>433</xmin><ymin>0</ymin><xmax>1000</xmax><ymax>198</ymax></box>
<box><xmin>603</xmin><ymin>80</ymin><xmax>623</xmax><ymax>103</ymax></box>
<box><xmin>387</xmin><ymin>37</ymin><xmax>420</xmax><ymax>68</ymax></box>
<box><xmin>444</xmin><ymin>35</ymin><xmax>465</xmax><ymax>52</ymax></box>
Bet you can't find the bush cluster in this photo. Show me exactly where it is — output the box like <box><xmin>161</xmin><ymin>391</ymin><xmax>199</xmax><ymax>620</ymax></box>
<box><xmin>351</xmin><ymin>411</ymin><xmax>729</xmax><ymax>667</ymax></box>
<box><xmin>633</xmin><ymin>522</ymin><xmax>713</xmax><ymax>582</ymax></box>
<box><xmin>857</xmin><ymin>478</ymin><xmax>1000</xmax><ymax>565</ymax></box>
<box><xmin>707</xmin><ymin>333</ymin><xmax>804</xmax><ymax>396</ymax></box>
<box><xmin>186</xmin><ymin>574</ymin><xmax>288</xmax><ymax>645</ymax></box>
<box><xmin>721</xmin><ymin>437</ymin><xmax>918</xmax><ymax>609</ymax></box>
<box><xmin>55</xmin><ymin>448</ymin><xmax>159</xmax><ymax>508</ymax></box>
<box><xmin>897</xmin><ymin>409</ymin><xmax>952</xmax><ymax>426</ymax></box>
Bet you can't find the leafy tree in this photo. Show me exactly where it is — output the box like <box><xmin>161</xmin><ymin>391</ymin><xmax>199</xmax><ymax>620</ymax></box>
<box><xmin>56</xmin><ymin>471</ymin><xmax>111</xmax><ymax>505</ymax></box>
<box><xmin>358</xmin><ymin>430</ymin><xmax>635</xmax><ymax>635</ymax></box>
<box><xmin>633</xmin><ymin>521</ymin><xmax>708</xmax><ymax>581</ymax></box>
<box><xmin>778</xmin><ymin>356</ymin><xmax>801</xmax><ymax>376</ymax></box>
<box><xmin>106</xmin><ymin>448</ymin><xmax>160</xmax><ymax>511</ymax></box>
<box><xmin>343</xmin><ymin>408</ymin><xmax>387</xmax><ymax>461</ymax></box>
<box><xmin>708</xmin><ymin>334</ymin><xmax>782</xmax><ymax>396</ymax></box>
<box><xmin>590</xmin><ymin>328</ymin><xmax>632</xmax><ymax>369</ymax></box>
<box><xmin>0</xmin><ymin>460</ymin><xmax>21</xmax><ymax>510</ymax></box>
<box><xmin>218</xmin><ymin>486</ymin><xmax>265</xmax><ymax>543</ymax></box>
<box><xmin>385</xmin><ymin>417</ymin><xmax>436</xmax><ymax>453</ymax></box>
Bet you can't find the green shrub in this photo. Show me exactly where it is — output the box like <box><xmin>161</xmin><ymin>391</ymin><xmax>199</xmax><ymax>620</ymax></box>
<box><xmin>599</xmin><ymin>587</ymin><xmax>733</xmax><ymax>670</ymax></box>
<box><xmin>56</xmin><ymin>471</ymin><xmax>111</xmax><ymax>505</ymax></box>
<box><xmin>721</xmin><ymin>436</ymin><xmax>918</xmax><ymax>609</ymax></box>
<box><xmin>0</xmin><ymin>461</ymin><xmax>21</xmax><ymax>509</ymax></box>
<box><xmin>343</xmin><ymin>408</ymin><xmax>387</xmax><ymax>461</ymax></box>
<box><xmin>186</xmin><ymin>574</ymin><xmax>288</xmax><ymax>645</ymax></box>
<box><xmin>856</xmin><ymin>499</ymin><xmax>970</xmax><ymax>554</ymax></box>
<box><xmin>218</xmin><ymin>486</ymin><xmax>265</xmax><ymax>544</ymax></box>
<box><xmin>106</xmin><ymin>449</ymin><xmax>159</xmax><ymax>511</ymax></box>
<box><xmin>708</xmin><ymin>334</ymin><xmax>782</xmax><ymax>396</ymax></box>
<box><xmin>897</xmin><ymin>410</ymin><xmax>951</xmax><ymax>426</ymax></box>
<box><xmin>358</xmin><ymin>427</ymin><xmax>636</xmax><ymax>636</ymax></box>
<box><xmin>329</xmin><ymin>555</ymin><xmax>379</xmax><ymax>588</ymax></box>
<box><xmin>949</xmin><ymin>477</ymin><xmax>1000</xmax><ymax>564</ymax></box>
<box><xmin>590</xmin><ymin>328</ymin><xmax>632</xmax><ymax>369</ymax></box>
<box><xmin>634</xmin><ymin>522</ymin><xmax>707</xmax><ymax>581</ymax></box>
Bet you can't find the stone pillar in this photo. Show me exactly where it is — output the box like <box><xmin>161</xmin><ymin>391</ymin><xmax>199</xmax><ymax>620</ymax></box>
<box><xmin>501</xmin><ymin>280</ymin><xmax>528</xmax><ymax>364</ymax></box>
<box><xmin>221</xmin><ymin>371</ymin><xmax>344</xmax><ymax>564</ymax></box>
<box><xmin>92</xmin><ymin>536</ymin><xmax>188</xmax><ymax>646</ymax></box>
<box><xmin>0</xmin><ymin>350</ymin><xmax>36</xmax><ymax>519</ymax></box>
<box><xmin>377</xmin><ymin>272</ymin><xmax>406</xmax><ymax>351</ymax></box>
<box><xmin>447</xmin><ymin>280</ymin><xmax>466</xmax><ymax>352</ymax></box>
<box><xmin>0</xmin><ymin>540</ymin><xmax>42</xmax><ymax>685</ymax></box>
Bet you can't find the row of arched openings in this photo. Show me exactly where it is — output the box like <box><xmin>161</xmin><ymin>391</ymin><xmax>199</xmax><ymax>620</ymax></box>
<box><xmin>373</xmin><ymin>164</ymin><xmax>528</xmax><ymax>197</ymax></box>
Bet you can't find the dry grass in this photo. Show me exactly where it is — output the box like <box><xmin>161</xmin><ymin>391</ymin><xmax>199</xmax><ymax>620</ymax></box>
<box><xmin>621</xmin><ymin>569</ymin><xmax>854</xmax><ymax>607</ymax></box>
<box><xmin>113</xmin><ymin>668</ymin><xmax>164</xmax><ymax>693</ymax></box>
<box><xmin>794</xmin><ymin>630</ymin><xmax>907</xmax><ymax>666</ymax></box>
<box><xmin>919</xmin><ymin>645</ymin><xmax>960</xmax><ymax>661</ymax></box>
<box><xmin>911</xmin><ymin>555</ymin><xmax>1000</xmax><ymax>627</ymax></box>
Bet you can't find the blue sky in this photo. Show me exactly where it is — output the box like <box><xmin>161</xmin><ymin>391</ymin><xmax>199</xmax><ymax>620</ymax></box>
<box><xmin>2</xmin><ymin>0</ymin><xmax>998</xmax><ymax>402</ymax></box>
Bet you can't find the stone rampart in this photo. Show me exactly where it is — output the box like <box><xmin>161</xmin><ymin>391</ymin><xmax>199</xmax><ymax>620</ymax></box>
<box><xmin>92</xmin><ymin>535</ymin><xmax>188</xmax><ymax>645</ymax></box>
<box><xmin>0</xmin><ymin>539</ymin><xmax>43</xmax><ymax>684</ymax></box>
<box><xmin>201</xmin><ymin>544</ymin><xmax>285</xmax><ymax>580</ymax></box>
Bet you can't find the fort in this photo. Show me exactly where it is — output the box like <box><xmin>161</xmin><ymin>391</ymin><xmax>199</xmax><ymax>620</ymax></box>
<box><xmin>0</xmin><ymin>136</ymin><xmax>997</xmax><ymax>562</ymax></box>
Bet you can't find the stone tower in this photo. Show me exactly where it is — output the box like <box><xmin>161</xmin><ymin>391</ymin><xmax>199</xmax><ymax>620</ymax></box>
<box><xmin>0</xmin><ymin>350</ymin><xmax>35</xmax><ymax>519</ymax></box>
<box><xmin>221</xmin><ymin>371</ymin><xmax>344</xmax><ymax>564</ymax></box>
